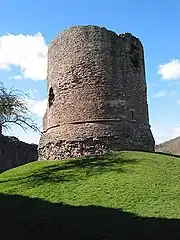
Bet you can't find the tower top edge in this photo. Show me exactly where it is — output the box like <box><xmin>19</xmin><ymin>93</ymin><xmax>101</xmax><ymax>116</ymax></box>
<box><xmin>49</xmin><ymin>25</ymin><xmax>142</xmax><ymax>47</ymax></box>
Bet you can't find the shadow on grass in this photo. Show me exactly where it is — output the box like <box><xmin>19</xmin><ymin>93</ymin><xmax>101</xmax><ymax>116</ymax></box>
<box><xmin>155</xmin><ymin>151</ymin><xmax>180</xmax><ymax>159</ymax></box>
<box><xmin>41</xmin><ymin>153</ymin><xmax>138</xmax><ymax>174</ymax></box>
<box><xmin>0</xmin><ymin>153</ymin><xmax>139</xmax><ymax>185</ymax></box>
<box><xmin>0</xmin><ymin>193</ymin><xmax>179</xmax><ymax>240</ymax></box>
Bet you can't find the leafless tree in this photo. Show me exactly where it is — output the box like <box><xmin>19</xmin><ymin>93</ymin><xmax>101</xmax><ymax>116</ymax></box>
<box><xmin>0</xmin><ymin>82</ymin><xmax>40</xmax><ymax>135</ymax></box>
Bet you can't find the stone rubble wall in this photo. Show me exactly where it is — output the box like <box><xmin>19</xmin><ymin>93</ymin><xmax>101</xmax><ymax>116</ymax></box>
<box><xmin>0</xmin><ymin>135</ymin><xmax>38</xmax><ymax>173</ymax></box>
<box><xmin>39</xmin><ymin>122</ymin><xmax>154</xmax><ymax>160</ymax></box>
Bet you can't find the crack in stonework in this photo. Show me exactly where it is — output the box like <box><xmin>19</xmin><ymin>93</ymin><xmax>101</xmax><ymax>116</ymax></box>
<box><xmin>43</xmin><ymin>119</ymin><xmax>138</xmax><ymax>133</ymax></box>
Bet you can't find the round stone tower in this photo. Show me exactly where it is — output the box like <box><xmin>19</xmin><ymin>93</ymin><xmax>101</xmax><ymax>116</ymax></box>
<box><xmin>38</xmin><ymin>25</ymin><xmax>155</xmax><ymax>160</ymax></box>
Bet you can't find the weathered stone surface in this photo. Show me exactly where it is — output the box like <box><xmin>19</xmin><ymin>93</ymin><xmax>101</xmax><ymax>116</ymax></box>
<box><xmin>38</xmin><ymin>25</ymin><xmax>155</xmax><ymax>160</ymax></box>
<box><xmin>0</xmin><ymin>135</ymin><xmax>38</xmax><ymax>173</ymax></box>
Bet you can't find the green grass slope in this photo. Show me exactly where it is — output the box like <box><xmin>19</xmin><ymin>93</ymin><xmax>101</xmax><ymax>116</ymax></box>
<box><xmin>0</xmin><ymin>151</ymin><xmax>180</xmax><ymax>239</ymax></box>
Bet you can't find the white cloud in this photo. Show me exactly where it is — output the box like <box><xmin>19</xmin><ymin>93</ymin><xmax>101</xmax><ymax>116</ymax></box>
<box><xmin>153</xmin><ymin>91</ymin><xmax>176</xmax><ymax>98</ymax></box>
<box><xmin>0</xmin><ymin>33</ymin><xmax>47</xmax><ymax>80</ymax></box>
<box><xmin>155</xmin><ymin>136</ymin><xmax>168</xmax><ymax>145</ymax></box>
<box><xmin>9</xmin><ymin>75</ymin><xmax>24</xmax><ymax>80</ymax></box>
<box><xmin>158</xmin><ymin>59</ymin><xmax>180</xmax><ymax>80</ymax></box>
<box><xmin>168</xmin><ymin>91</ymin><xmax>176</xmax><ymax>96</ymax></box>
<box><xmin>5</xmin><ymin>125</ymin><xmax>41</xmax><ymax>144</ymax></box>
<box><xmin>26</xmin><ymin>89</ymin><xmax>40</xmax><ymax>99</ymax></box>
<box><xmin>171</xmin><ymin>126</ymin><xmax>180</xmax><ymax>139</ymax></box>
<box><xmin>153</xmin><ymin>91</ymin><xmax>166</xmax><ymax>98</ymax></box>
<box><xmin>0</xmin><ymin>63</ymin><xmax>11</xmax><ymax>70</ymax></box>
<box><xmin>17</xmin><ymin>131</ymin><xmax>41</xmax><ymax>144</ymax></box>
<box><xmin>27</xmin><ymin>98</ymin><xmax>47</xmax><ymax>117</ymax></box>
<box><xmin>152</xmin><ymin>123</ymin><xmax>180</xmax><ymax>145</ymax></box>
<box><xmin>152</xmin><ymin>130</ymin><xmax>171</xmax><ymax>145</ymax></box>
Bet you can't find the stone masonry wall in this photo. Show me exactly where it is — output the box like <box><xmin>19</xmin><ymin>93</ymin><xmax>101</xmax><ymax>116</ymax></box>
<box><xmin>0</xmin><ymin>135</ymin><xmax>38</xmax><ymax>173</ymax></box>
<box><xmin>38</xmin><ymin>25</ymin><xmax>155</xmax><ymax>160</ymax></box>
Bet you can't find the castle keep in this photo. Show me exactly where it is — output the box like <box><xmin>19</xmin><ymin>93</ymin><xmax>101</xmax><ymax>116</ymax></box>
<box><xmin>38</xmin><ymin>25</ymin><xmax>155</xmax><ymax>160</ymax></box>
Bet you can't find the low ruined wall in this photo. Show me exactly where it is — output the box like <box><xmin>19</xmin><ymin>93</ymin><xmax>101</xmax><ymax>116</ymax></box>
<box><xmin>0</xmin><ymin>135</ymin><xmax>38</xmax><ymax>173</ymax></box>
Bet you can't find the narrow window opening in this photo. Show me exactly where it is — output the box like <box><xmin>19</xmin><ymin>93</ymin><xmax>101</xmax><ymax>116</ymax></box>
<box><xmin>130</xmin><ymin>44</ymin><xmax>140</xmax><ymax>69</ymax></box>
<box><xmin>48</xmin><ymin>87</ymin><xmax>55</xmax><ymax>107</ymax></box>
<box><xmin>130</xmin><ymin>109</ymin><xmax>135</xmax><ymax>121</ymax></box>
<box><xmin>131</xmin><ymin>56</ymin><xmax>139</xmax><ymax>68</ymax></box>
<box><xmin>131</xmin><ymin>110</ymin><xmax>134</xmax><ymax>120</ymax></box>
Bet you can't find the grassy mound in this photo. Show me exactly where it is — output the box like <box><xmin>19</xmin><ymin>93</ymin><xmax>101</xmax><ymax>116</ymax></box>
<box><xmin>0</xmin><ymin>151</ymin><xmax>180</xmax><ymax>239</ymax></box>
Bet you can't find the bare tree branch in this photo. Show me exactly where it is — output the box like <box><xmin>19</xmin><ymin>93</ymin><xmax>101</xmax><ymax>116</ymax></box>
<box><xmin>0</xmin><ymin>82</ymin><xmax>41</xmax><ymax>136</ymax></box>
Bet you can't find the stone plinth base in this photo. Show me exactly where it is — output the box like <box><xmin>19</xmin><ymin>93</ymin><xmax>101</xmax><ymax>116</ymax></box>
<box><xmin>38</xmin><ymin>124</ymin><xmax>155</xmax><ymax>160</ymax></box>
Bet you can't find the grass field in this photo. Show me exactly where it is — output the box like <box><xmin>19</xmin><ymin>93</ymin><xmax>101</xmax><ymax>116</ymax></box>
<box><xmin>0</xmin><ymin>151</ymin><xmax>180</xmax><ymax>239</ymax></box>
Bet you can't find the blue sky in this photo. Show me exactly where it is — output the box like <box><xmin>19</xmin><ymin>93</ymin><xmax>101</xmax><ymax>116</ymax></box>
<box><xmin>0</xmin><ymin>0</ymin><xmax>180</xmax><ymax>144</ymax></box>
